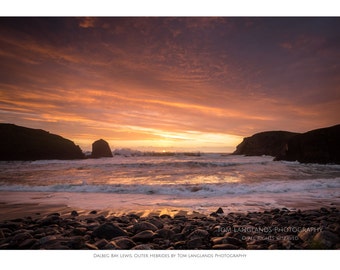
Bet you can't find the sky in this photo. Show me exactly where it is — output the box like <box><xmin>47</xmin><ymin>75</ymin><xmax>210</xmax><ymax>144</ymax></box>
<box><xmin>0</xmin><ymin>17</ymin><xmax>339</xmax><ymax>152</ymax></box>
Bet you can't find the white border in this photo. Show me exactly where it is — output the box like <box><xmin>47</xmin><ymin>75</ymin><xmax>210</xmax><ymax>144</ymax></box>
<box><xmin>1</xmin><ymin>0</ymin><xmax>339</xmax><ymax>16</ymax></box>
<box><xmin>1</xmin><ymin>3</ymin><xmax>339</xmax><ymax>270</ymax></box>
<box><xmin>1</xmin><ymin>250</ymin><xmax>338</xmax><ymax>269</ymax></box>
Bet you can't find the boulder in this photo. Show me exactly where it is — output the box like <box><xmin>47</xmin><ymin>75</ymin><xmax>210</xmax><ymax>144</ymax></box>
<box><xmin>0</xmin><ymin>123</ymin><xmax>84</xmax><ymax>160</ymax></box>
<box><xmin>311</xmin><ymin>230</ymin><xmax>339</xmax><ymax>249</ymax></box>
<box><xmin>91</xmin><ymin>139</ymin><xmax>113</xmax><ymax>158</ymax></box>
<box><xmin>233</xmin><ymin>131</ymin><xmax>298</xmax><ymax>157</ymax></box>
<box><xmin>275</xmin><ymin>124</ymin><xmax>340</xmax><ymax>164</ymax></box>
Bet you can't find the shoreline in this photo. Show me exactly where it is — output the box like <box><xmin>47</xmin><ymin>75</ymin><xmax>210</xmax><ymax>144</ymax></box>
<box><xmin>1</xmin><ymin>190</ymin><xmax>339</xmax><ymax>221</ymax></box>
<box><xmin>1</xmin><ymin>199</ymin><xmax>339</xmax><ymax>222</ymax></box>
<box><xmin>0</xmin><ymin>202</ymin><xmax>339</xmax><ymax>250</ymax></box>
<box><xmin>0</xmin><ymin>201</ymin><xmax>204</xmax><ymax>222</ymax></box>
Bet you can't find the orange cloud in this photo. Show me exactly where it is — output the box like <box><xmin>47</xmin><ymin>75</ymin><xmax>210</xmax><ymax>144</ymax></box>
<box><xmin>1</xmin><ymin>18</ymin><xmax>339</xmax><ymax>152</ymax></box>
<box><xmin>78</xmin><ymin>17</ymin><xmax>96</xmax><ymax>28</ymax></box>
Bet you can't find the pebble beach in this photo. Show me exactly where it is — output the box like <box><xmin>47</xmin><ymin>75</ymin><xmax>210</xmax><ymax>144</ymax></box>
<box><xmin>0</xmin><ymin>205</ymin><xmax>339</xmax><ymax>250</ymax></box>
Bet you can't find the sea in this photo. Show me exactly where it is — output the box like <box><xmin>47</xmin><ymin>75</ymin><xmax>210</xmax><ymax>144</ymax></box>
<box><xmin>1</xmin><ymin>153</ymin><xmax>340</xmax><ymax>214</ymax></box>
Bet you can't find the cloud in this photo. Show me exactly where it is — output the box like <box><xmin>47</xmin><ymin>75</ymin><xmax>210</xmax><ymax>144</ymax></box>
<box><xmin>78</xmin><ymin>17</ymin><xmax>96</xmax><ymax>28</ymax></box>
<box><xmin>280</xmin><ymin>42</ymin><xmax>293</xmax><ymax>50</ymax></box>
<box><xmin>0</xmin><ymin>17</ymin><xmax>339</xmax><ymax>151</ymax></box>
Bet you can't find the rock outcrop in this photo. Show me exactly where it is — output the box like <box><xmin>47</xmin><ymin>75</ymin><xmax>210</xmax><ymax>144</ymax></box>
<box><xmin>0</xmin><ymin>123</ymin><xmax>84</xmax><ymax>160</ymax></box>
<box><xmin>276</xmin><ymin>124</ymin><xmax>340</xmax><ymax>164</ymax></box>
<box><xmin>233</xmin><ymin>131</ymin><xmax>299</xmax><ymax>157</ymax></box>
<box><xmin>91</xmin><ymin>139</ymin><xmax>113</xmax><ymax>158</ymax></box>
<box><xmin>233</xmin><ymin>124</ymin><xmax>340</xmax><ymax>164</ymax></box>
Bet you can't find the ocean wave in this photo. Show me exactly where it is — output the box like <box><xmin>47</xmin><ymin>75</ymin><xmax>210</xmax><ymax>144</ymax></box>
<box><xmin>1</xmin><ymin>155</ymin><xmax>340</xmax><ymax>199</ymax></box>
<box><xmin>1</xmin><ymin>178</ymin><xmax>340</xmax><ymax>197</ymax></box>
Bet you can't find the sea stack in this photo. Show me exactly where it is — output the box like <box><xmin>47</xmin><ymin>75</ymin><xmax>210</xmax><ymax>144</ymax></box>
<box><xmin>91</xmin><ymin>139</ymin><xmax>113</xmax><ymax>158</ymax></box>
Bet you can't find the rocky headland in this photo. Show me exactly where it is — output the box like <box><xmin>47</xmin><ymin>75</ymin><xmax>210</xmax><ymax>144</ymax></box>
<box><xmin>233</xmin><ymin>131</ymin><xmax>298</xmax><ymax>157</ymax></box>
<box><xmin>233</xmin><ymin>124</ymin><xmax>340</xmax><ymax>164</ymax></box>
<box><xmin>0</xmin><ymin>123</ymin><xmax>84</xmax><ymax>161</ymax></box>
<box><xmin>275</xmin><ymin>124</ymin><xmax>340</xmax><ymax>164</ymax></box>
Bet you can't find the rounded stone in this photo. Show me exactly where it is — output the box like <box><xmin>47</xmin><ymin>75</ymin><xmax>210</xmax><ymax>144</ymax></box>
<box><xmin>221</xmin><ymin>236</ymin><xmax>246</xmax><ymax>247</ymax></box>
<box><xmin>114</xmin><ymin>238</ymin><xmax>136</xmax><ymax>249</ymax></box>
<box><xmin>174</xmin><ymin>241</ymin><xmax>186</xmax><ymax>249</ymax></box>
<box><xmin>71</xmin><ymin>210</ymin><xmax>79</xmax><ymax>217</ymax></box>
<box><xmin>188</xmin><ymin>229</ymin><xmax>209</xmax><ymax>240</ymax></box>
<box><xmin>94</xmin><ymin>238</ymin><xmax>109</xmax><ymax>249</ymax></box>
<box><xmin>131</xmin><ymin>244</ymin><xmax>153</xmax><ymax>250</ymax></box>
<box><xmin>181</xmin><ymin>225</ymin><xmax>197</xmax><ymax>235</ymax></box>
<box><xmin>298</xmin><ymin>230</ymin><xmax>315</xmax><ymax>242</ymax></box>
<box><xmin>10</xmin><ymin>232</ymin><xmax>33</xmax><ymax>247</ymax></box>
<box><xmin>187</xmin><ymin>238</ymin><xmax>203</xmax><ymax>249</ymax></box>
<box><xmin>212</xmin><ymin>243</ymin><xmax>240</xmax><ymax>250</ymax></box>
<box><xmin>104</xmin><ymin>242</ymin><xmax>120</xmax><ymax>249</ymax></box>
<box><xmin>312</xmin><ymin>231</ymin><xmax>339</xmax><ymax>249</ymax></box>
<box><xmin>72</xmin><ymin>227</ymin><xmax>87</xmax><ymax>236</ymax></box>
<box><xmin>18</xmin><ymin>238</ymin><xmax>38</xmax><ymax>249</ymax></box>
<box><xmin>39</xmin><ymin>235</ymin><xmax>58</xmax><ymax>245</ymax></box>
<box><xmin>92</xmin><ymin>223</ymin><xmax>127</xmax><ymax>240</ymax></box>
<box><xmin>85</xmin><ymin>242</ymin><xmax>98</xmax><ymax>250</ymax></box>
<box><xmin>148</xmin><ymin>218</ymin><xmax>164</xmax><ymax>229</ymax></box>
<box><xmin>132</xmin><ymin>230</ymin><xmax>155</xmax><ymax>242</ymax></box>
<box><xmin>67</xmin><ymin>236</ymin><xmax>85</xmax><ymax>249</ymax></box>
<box><xmin>155</xmin><ymin>228</ymin><xmax>175</xmax><ymax>239</ymax></box>
<box><xmin>132</xmin><ymin>221</ymin><xmax>158</xmax><ymax>233</ymax></box>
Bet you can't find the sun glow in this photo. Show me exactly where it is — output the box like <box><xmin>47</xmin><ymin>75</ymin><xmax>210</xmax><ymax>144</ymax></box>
<box><xmin>69</xmin><ymin>128</ymin><xmax>243</xmax><ymax>153</ymax></box>
<box><xmin>1</xmin><ymin>18</ymin><xmax>338</xmax><ymax>154</ymax></box>
<box><xmin>109</xmin><ymin>130</ymin><xmax>243</xmax><ymax>153</ymax></box>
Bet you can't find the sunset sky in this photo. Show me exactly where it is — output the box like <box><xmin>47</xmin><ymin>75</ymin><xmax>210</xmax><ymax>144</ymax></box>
<box><xmin>0</xmin><ymin>17</ymin><xmax>339</xmax><ymax>152</ymax></box>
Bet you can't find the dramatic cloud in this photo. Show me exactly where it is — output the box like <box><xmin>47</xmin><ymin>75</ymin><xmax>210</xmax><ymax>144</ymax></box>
<box><xmin>0</xmin><ymin>17</ymin><xmax>339</xmax><ymax>152</ymax></box>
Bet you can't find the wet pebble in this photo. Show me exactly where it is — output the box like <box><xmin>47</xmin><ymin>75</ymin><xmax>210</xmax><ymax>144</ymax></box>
<box><xmin>92</xmin><ymin>223</ymin><xmax>127</xmax><ymax>240</ymax></box>
<box><xmin>212</xmin><ymin>243</ymin><xmax>240</xmax><ymax>250</ymax></box>
<box><xmin>131</xmin><ymin>244</ymin><xmax>153</xmax><ymax>250</ymax></box>
<box><xmin>188</xmin><ymin>229</ymin><xmax>209</xmax><ymax>240</ymax></box>
<box><xmin>312</xmin><ymin>231</ymin><xmax>339</xmax><ymax>249</ymax></box>
<box><xmin>0</xmin><ymin>207</ymin><xmax>339</xmax><ymax>250</ymax></box>
<box><xmin>132</xmin><ymin>221</ymin><xmax>158</xmax><ymax>233</ymax></box>
<box><xmin>94</xmin><ymin>239</ymin><xmax>109</xmax><ymax>249</ymax></box>
<box><xmin>155</xmin><ymin>228</ymin><xmax>175</xmax><ymax>239</ymax></box>
<box><xmin>186</xmin><ymin>238</ymin><xmax>203</xmax><ymax>249</ymax></box>
<box><xmin>113</xmin><ymin>237</ymin><xmax>136</xmax><ymax>249</ymax></box>
<box><xmin>10</xmin><ymin>232</ymin><xmax>33</xmax><ymax>247</ymax></box>
<box><xmin>71</xmin><ymin>210</ymin><xmax>79</xmax><ymax>217</ymax></box>
<box><xmin>132</xmin><ymin>230</ymin><xmax>155</xmax><ymax>242</ymax></box>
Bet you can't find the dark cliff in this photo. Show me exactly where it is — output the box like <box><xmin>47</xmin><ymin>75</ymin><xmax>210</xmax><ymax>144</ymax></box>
<box><xmin>276</xmin><ymin>124</ymin><xmax>340</xmax><ymax>164</ymax></box>
<box><xmin>233</xmin><ymin>131</ymin><xmax>299</xmax><ymax>157</ymax></box>
<box><xmin>0</xmin><ymin>123</ymin><xmax>84</xmax><ymax>160</ymax></box>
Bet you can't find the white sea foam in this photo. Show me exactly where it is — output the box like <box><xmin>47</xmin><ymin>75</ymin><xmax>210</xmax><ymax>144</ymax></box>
<box><xmin>0</xmin><ymin>177</ymin><xmax>339</xmax><ymax>197</ymax></box>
